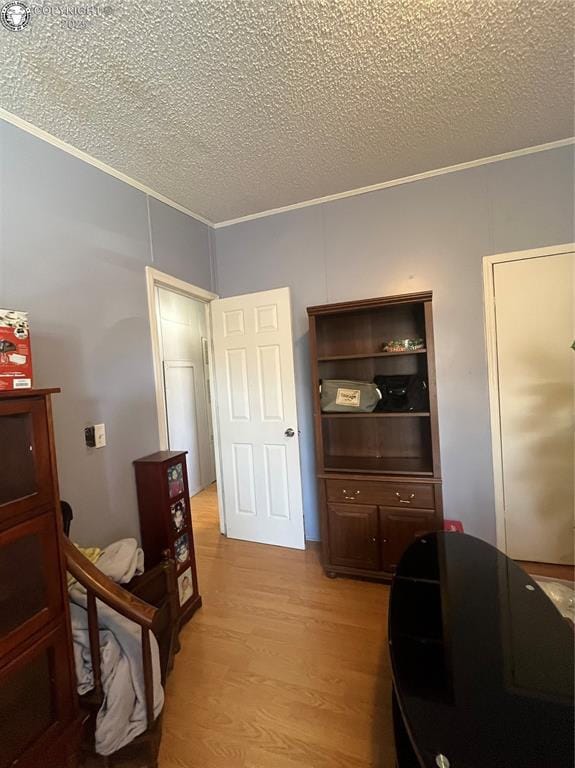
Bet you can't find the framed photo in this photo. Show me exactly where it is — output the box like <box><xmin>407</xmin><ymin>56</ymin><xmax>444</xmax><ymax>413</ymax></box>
<box><xmin>167</xmin><ymin>462</ymin><xmax>184</xmax><ymax>498</ymax></box>
<box><xmin>170</xmin><ymin>499</ymin><xmax>187</xmax><ymax>533</ymax></box>
<box><xmin>177</xmin><ymin>567</ymin><xmax>193</xmax><ymax>606</ymax></box>
<box><xmin>174</xmin><ymin>532</ymin><xmax>190</xmax><ymax>565</ymax></box>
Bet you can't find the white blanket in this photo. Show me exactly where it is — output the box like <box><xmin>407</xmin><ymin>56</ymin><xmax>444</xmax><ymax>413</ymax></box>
<box><xmin>69</xmin><ymin>538</ymin><xmax>164</xmax><ymax>756</ymax></box>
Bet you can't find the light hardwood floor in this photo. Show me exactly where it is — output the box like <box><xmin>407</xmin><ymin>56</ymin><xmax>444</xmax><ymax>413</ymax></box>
<box><xmin>517</xmin><ymin>560</ymin><xmax>575</xmax><ymax>582</ymax></box>
<box><xmin>159</xmin><ymin>484</ymin><xmax>395</xmax><ymax>768</ymax></box>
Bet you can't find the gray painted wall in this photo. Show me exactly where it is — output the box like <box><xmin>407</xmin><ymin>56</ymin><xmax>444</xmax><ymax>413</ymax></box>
<box><xmin>0</xmin><ymin>120</ymin><xmax>213</xmax><ymax>546</ymax></box>
<box><xmin>1</xmin><ymin>118</ymin><xmax>572</xmax><ymax>548</ymax></box>
<box><xmin>214</xmin><ymin>146</ymin><xmax>575</xmax><ymax>543</ymax></box>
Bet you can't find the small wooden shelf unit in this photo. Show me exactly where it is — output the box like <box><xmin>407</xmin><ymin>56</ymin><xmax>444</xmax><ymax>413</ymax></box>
<box><xmin>307</xmin><ymin>292</ymin><xmax>443</xmax><ymax>580</ymax></box>
<box><xmin>133</xmin><ymin>451</ymin><xmax>201</xmax><ymax>626</ymax></box>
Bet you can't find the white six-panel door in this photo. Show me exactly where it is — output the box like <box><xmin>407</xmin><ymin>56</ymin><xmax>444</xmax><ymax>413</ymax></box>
<box><xmin>210</xmin><ymin>287</ymin><xmax>305</xmax><ymax>549</ymax></box>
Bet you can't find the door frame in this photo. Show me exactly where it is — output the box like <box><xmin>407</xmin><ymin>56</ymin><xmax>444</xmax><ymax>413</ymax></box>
<box><xmin>145</xmin><ymin>266</ymin><xmax>226</xmax><ymax>533</ymax></box>
<box><xmin>482</xmin><ymin>242</ymin><xmax>575</xmax><ymax>553</ymax></box>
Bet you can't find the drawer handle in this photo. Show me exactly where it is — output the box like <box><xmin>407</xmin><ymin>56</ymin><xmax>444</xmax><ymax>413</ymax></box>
<box><xmin>396</xmin><ymin>492</ymin><xmax>415</xmax><ymax>504</ymax></box>
<box><xmin>342</xmin><ymin>489</ymin><xmax>360</xmax><ymax>496</ymax></box>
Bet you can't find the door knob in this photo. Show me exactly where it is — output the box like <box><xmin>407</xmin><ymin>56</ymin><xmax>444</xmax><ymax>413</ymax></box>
<box><xmin>284</xmin><ymin>428</ymin><xmax>295</xmax><ymax>437</ymax></box>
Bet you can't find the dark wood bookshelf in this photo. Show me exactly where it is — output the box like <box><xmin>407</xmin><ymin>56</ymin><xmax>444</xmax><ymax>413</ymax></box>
<box><xmin>0</xmin><ymin>389</ymin><xmax>82</xmax><ymax>768</ymax></box>
<box><xmin>307</xmin><ymin>291</ymin><xmax>443</xmax><ymax>582</ymax></box>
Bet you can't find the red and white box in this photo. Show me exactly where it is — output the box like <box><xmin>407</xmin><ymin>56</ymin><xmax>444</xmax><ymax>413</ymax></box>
<box><xmin>0</xmin><ymin>309</ymin><xmax>33</xmax><ymax>391</ymax></box>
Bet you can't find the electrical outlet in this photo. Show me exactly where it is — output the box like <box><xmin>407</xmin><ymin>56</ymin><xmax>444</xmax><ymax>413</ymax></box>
<box><xmin>94</xmin><ymin>423</ymin><xmax>106</xmax><ymax>448</ymax></box>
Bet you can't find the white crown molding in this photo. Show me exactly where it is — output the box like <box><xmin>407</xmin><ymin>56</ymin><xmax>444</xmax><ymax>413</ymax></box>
<box><xmin>214</xmin><ymin>137</ymin><xmax>575</xmax><ymax>228</ymax></box>
<box><xmin>2</xmin><ymin>106</ymin><xmax>572</xmax><ymax>230</ymax></box>
<box><xmin>0</xmin><ymin>107</ymin><xmax>214</xmax><ymax>228</ymax></box>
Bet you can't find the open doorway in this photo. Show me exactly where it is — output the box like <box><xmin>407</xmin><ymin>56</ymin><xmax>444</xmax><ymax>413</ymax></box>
<box><xmin>146</xmin><ymin>268</ymin><xmax>224</xmax><ymax>531</ymax></box>
<box><xmin>157</xmin><ymin>288</ymin><xmax>216</xmax><ymax>495</ymax></box>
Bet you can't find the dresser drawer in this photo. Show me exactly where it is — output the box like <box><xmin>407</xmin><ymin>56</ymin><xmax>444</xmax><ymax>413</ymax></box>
<box><xmin>325</xmin><ymin>479</ymin><xmax>435</xmax><ymax>509</ymax></box>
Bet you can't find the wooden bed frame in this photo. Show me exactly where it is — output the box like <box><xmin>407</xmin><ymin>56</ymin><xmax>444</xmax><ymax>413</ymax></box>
<box><xmin>63</xmin><ymin>538</ymin><xmax>180</xmax><ymax>768</ymax></box>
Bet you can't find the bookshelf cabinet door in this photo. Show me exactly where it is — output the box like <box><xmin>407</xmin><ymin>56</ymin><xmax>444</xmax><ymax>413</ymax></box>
<box><xmin>0</xmin><ymin>398</ymin><xmax>53</xmax><ymax>522</ymax></box>
<box><xmin>328</xmin><ymin>503</ymin><xmax>380</xmax><ymax>570</ymax></box>
<box><xmin>380</xmin><ymin>507</ymin><xmax>437</xmax><ymax>572</ymax></box>
<box><xmin>0</xmin><ymin>512</ymin><xmax>63</xmax><ymax>657</ymax></box>
<box><xmin>0</xmin><ymin>623</ymin><xmax>75</xmax><ymax>768</ymax></box>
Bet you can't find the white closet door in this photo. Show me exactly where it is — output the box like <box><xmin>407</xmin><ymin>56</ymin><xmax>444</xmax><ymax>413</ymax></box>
<box><xmin>164</xmin><ymin>361</ymin><xmax>202</xmax><ymax>496</ymax></box>
<box><xmin>494</xmin><ymin>252</ymin><xmax>574</xmax><ymax>564</ymax></box>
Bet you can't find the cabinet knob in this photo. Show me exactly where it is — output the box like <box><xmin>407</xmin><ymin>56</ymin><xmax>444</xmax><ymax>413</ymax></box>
<box><xmin>382</xmin><ymin>538</ymin><xmax>388</xmax><ymax>544</ymax></box>
<box><xmin>371</xmin><ymin>537</ymin><xmax>376</xmax><ymax>543</ymax></box>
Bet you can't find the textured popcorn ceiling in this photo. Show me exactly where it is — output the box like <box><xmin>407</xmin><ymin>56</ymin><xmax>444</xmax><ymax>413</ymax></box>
<box><xmin>1</xmin><ymin>0</ymin><xmax>573</xmax><ymax>223</ymax></box>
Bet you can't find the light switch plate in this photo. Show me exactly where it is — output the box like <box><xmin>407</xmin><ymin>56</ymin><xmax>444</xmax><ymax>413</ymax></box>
<box><xmin>94</xmin><ymin>423</ymin><xmax>106</xmax><ymax>448</ymax></box>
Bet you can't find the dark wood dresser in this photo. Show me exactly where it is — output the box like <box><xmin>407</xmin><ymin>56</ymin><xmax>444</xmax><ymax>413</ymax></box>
<box><xmin>0</xmin><ymin>388</ymin><xmax>82</xmax><ymax>768</ymax></box>
<box><xmin>134</xmin><ymin>450</ymin><xmax>202</xmax><ymax>626</ymax></box>
<box><xmin>307</xmin><ymin>293</ymin><xmax>443</xmax><ymax>581</ymax></box>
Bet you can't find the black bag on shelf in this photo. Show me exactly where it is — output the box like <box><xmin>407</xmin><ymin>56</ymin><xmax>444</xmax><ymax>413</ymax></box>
<box><xmin>373</xmin><ymin>375</ymin><xmax>429</xmax><ymax>412</ymax></box>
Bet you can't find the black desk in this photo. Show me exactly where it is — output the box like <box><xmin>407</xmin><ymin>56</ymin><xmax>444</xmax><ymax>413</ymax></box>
<box><xmin>389</xmin><ymin>532</ymin><xmax>574</xmax><ymax>768</ymax></box>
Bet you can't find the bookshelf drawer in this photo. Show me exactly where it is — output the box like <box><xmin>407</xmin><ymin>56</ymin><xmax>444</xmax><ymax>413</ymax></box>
<box><xmin>326</xmin><ymin>479</ymin><xmax>435</xmax><ymax>509</ymax></box>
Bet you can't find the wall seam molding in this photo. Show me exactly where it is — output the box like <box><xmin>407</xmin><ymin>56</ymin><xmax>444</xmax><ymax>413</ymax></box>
<box><xmin>146</xmin><ymin>195</ymin><xmax>156</xmax><ymax>265</ymax></box>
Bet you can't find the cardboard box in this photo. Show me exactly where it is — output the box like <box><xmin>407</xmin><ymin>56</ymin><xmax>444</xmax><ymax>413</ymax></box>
<box><xmin>0</xmin><ymin>310</ymin><xmax>33</xmax><ymax>391</ymax></box>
